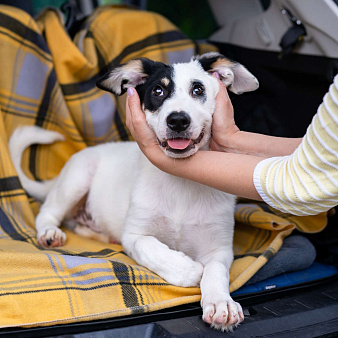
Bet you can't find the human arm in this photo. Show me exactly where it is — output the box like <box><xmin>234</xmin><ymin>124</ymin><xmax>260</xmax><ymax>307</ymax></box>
<box><xmin>210</xmin><ymin>76</ymin><xmax>302</xmax><ymax>157</ymax></box>
<box><xmin>253</xmin><ymin>75</ymin><xmax>338</xmax><ymax>215</ymax></box>
<box><xmin>125</xmin><ymin>74</ymin><xmax>338</xmax><ymax>216</ymax></box>
<box><xmin>125</xmin><ymin>87</ymin><xmax>263</xmax><ymax>200</ymax></box>
<box><xmin>124</xmin><ymin>79</ymin><xmax>300</xmax><ymax>200</ymax></box>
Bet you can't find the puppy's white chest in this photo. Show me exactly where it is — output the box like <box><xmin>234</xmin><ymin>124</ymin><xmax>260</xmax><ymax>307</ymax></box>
<box><xmin>147</xmin><ymin>213</ymin><xmax>201</xmax><ymax>254</ymax></box>
<box><xmin>132</xmin><ymin>167</ymin><xmax>235</xmax><ymax>254</ymax></box>
<box><xmin>147</xmin><ymin>215</ymin><xmax>179</xmax><ymax>249</ymax></box>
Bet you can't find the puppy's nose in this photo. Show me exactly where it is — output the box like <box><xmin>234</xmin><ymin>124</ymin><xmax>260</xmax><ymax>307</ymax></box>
<box><xmin>167</xmin><ymin>112</ymin><xmax>191</xmax><ymax>132</ymax></box>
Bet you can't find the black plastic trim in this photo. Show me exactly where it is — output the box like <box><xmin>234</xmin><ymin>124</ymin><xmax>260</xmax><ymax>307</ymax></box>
<box><xmin>1</xmin><ymin>273</ymin><xmax>336</xmax><ymax>337</ymax></box>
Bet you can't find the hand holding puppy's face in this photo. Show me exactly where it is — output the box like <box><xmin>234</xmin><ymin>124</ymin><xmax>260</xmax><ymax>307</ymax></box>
<box><xmin>97</xmin><ymin>52</ymin><xmax>259</xmax><ymax>158</ymax></box>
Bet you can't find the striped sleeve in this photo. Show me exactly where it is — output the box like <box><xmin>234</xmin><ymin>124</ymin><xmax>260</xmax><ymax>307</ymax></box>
<box><xmin>253</xmin><ymin>75</ymin><xmax>338</xmax><ymax>216</ymax></box>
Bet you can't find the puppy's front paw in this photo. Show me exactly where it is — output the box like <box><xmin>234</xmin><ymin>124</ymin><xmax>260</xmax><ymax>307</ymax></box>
<box><xmin>202</xmin><ymin>297</ymin><xmax>244</xmax><ymax>332</ymax></box>
<box><xmin>164</xmin><ymin>256</ymin><xmax>203</xmax><ymax>287</ymax></box>
<box><xmin>37</xmin><ymin>227</ymin><xmax>67</xmax><ymax>247</ymax></box>
<box><xmin>178</xmin><ymin>259</ymin><xmax>204</xmax><ymax>287</ymax></box>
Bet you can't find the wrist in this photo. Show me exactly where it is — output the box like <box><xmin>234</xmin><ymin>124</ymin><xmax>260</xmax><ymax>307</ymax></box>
<box><xmin>223</xmin><ymin>132</ymin><xmax>303</xmax><ymax>157</ymax></box>
<box><xmin>210</xmin><ymin>126</ymin><xmax>241</xmax><ymax>153</ymax></box>
<box><xmin>141</xmin><ymin>143</ymin><xmax>167</xmax><ymax>166</ymax></box>
<box><xmin>224</xmin><ymin>129</ymin><xmax>247</xmax><ymax>153</ymax></box>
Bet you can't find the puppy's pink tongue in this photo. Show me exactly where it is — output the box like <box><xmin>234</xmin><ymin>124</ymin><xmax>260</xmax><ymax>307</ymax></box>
<box><xmin>167</xmin><ymin>138</ymin><xmax>191</xmax><ymax>150</ymax></box>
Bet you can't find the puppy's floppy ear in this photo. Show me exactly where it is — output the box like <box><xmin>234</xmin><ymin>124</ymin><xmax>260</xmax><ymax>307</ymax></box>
<box><xmin>195</xmin><ymin>52</ymin><xmax>259</xmax><ymax>94</ymax></box>
<box><xmin>96</xmin><ymin>58</ymin><xmax>156</xmax><ymax>95</ymax></box>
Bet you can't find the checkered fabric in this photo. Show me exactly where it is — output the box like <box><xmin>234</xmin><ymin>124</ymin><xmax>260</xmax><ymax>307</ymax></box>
<box><xmin>0</xmin><ymin>4</ymin><xmax>327</xmax><ymax>328</ymax></box>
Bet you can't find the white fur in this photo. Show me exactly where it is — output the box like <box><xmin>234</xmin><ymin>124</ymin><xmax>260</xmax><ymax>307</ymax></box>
<box><xmin>8</xmin><ymin>126</ymin><xmax>65</xmax><ymax>202</ymax></box>
<box><xmin>145</xmin><ymin>61</ymin><xmax>218</xmax><ymax>158</ymax></box>
<box><xmin>9</xmin><ymin>59</ymin><xmax>247</xmax><ymax>331</ymax></box>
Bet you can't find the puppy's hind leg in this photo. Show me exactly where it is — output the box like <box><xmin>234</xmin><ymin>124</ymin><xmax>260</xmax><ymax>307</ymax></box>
<box><xmin>36</xmin><ymin>152</ymin><xmax>98</xmax><ymax>248</ymax></box>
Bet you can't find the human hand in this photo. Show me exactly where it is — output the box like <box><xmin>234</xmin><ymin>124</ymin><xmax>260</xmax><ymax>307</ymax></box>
<box><xmin>125</xmin><ymin>87</ymin><xmax>165</xmax><ymax>162</ymax></box>
<box><xmin>209</xmin><ymin>74</ymin><xmax>240</xmax><ymax>153</ymax></box>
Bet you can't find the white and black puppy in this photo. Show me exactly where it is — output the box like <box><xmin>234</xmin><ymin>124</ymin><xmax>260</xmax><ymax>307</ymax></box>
<box><xmin>9</xmin><ymin>52</ymin><xmax>258</xmax><ymax>331</ymax></box>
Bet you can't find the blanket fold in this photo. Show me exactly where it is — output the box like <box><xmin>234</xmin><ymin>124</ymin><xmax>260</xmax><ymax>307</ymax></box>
<box><xmin>0</xmin><ymin>5</ymin><xmax>327</xmax><ymax>328</ymax></box>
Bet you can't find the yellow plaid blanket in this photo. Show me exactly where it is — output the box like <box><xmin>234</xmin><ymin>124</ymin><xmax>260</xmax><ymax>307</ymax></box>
<box><xmin>0</xmin><ymin>5</ymin><xmax>327</xmax><ymax>328</ymax></box>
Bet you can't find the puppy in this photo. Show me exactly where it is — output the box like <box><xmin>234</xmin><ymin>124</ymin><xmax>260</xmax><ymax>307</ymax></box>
<box><xmin>9</xmin><ymin>52</ymin><xmax>258</xmax><ymax>331</ymax></box>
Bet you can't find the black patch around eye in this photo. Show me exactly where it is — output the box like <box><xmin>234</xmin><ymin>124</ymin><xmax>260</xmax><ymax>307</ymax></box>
<box><xmin>136</xmin><ymin>65</ymin><xmax>174</xmax><ymax>112</ymax></box>
<box><xmin>191</xmin><ymin>81</ymin><xmax>206</xmax><ymax>102</ymax></box>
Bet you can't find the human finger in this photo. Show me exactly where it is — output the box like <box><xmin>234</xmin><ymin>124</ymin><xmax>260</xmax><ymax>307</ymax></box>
<box><xmin>212</xmin><ymin>73</ymin><xmax>233</xmax><ymax>125</ymax></box>
<box><xmin>126</xmin><ymin>87</ymin><xmax>144</xmax><ymax>130</ymax></box>
<box><xmin>210</xmin><ymin>73</ymin><xmax>239</xmax><ymax>152</ymax></box>
<box><xmin>125</xmin><ymin>87</ymin><xmax>157</xmax><ymax>148</ymax></box>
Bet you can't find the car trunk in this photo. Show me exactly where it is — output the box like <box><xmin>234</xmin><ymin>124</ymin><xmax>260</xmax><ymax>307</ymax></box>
<box><xmin>0</xmin><ymin>1</ymin><xmax>337</xmax><ymax>337</ymax></box>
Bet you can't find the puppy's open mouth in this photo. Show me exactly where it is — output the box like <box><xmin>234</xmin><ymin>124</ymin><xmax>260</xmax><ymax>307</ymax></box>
<box><xmin>158</xmin><ymin>131</ymin><xmax>204</xmax><ymax>154</ymax></box>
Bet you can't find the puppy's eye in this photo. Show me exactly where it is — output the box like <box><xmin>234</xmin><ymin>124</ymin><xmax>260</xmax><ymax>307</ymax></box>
<box><xmin>152</xmin><ymin>86</ymin><xmax>164</xmax><ymax>97</ymax></box>
<box><xmin>192</xmin><ymin>84</ymin><xmax>204</xmax><ymax>96</ymax></box>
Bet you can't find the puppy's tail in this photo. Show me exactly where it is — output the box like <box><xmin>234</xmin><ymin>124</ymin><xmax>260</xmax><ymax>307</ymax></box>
<box><xmin>9</xmin><ymin>126</ymin><xmax>65</xmax><ymax>202</ymax></box>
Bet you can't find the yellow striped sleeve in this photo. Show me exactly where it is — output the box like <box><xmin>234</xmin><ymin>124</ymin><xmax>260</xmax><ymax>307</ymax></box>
<box><xmin>253</xmin><ymin>75</ymin><xmax>338</xmax><ymax>216</ymax></box>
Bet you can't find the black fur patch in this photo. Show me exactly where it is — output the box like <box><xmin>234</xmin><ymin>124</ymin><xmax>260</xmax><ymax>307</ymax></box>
<box><xmin>135</xmin><ymin>59</ymin><xmax>175</xmax><ymax>112</ymax></box>
<box><xmin>96</xmin><ymin>71</ymin><xmax>112</xmax><ymax>91</ymax></box>
<box><xmin>196</xmin><ymin>55</ymin><xmax>221</xmax><ymax>72</ymax></box>
<box><xmin>194</xmin><ymin>53</ymin><xmax>236</xmax><ymax>73</ymax></box>
<box><xmin>96</xmin><ymin>58</ymin><xmax>175</xmax><ymax>107</ymax></box>
<box><xmin>121</xmin><ymin>78</ymin><xmax>128</xmax><ymax>95</ymax></box>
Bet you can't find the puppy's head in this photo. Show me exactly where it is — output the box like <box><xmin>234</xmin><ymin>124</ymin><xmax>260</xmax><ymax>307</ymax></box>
<box><xmin>97</xmin><ymin>52</ymin><xmax>259</xmax><ymax>158</ymax></box>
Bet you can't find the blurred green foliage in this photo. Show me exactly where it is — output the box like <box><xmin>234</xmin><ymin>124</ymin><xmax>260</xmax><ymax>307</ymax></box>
<box><xmin>100</xmin><ymin>0</ymin><xmax>122</xmax><ymax>5</ymax></box>
<box><xmin>147</xmin><ymin>0</ymin><xmax>218</xmax><ymax>40</ymax></box>
<box><xmin>32</xmin><ymin>0</ymin><xmax>65</xmax><ymax>15</ymax></box>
